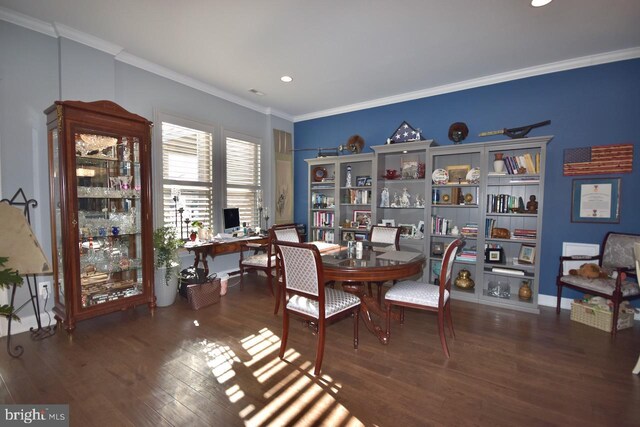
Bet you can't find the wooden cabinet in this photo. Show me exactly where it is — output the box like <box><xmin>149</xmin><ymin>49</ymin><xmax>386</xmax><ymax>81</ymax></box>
<box><xmin>306</xmin><ymin>153</ymin><xmax>373</xmax><ymax>243</ymax></box>
<box><xmin>45</xmin><ymin>100</ymin><xmax>155</xmax><ymax>331</ymax></box>
<box><xmin>425</xmin><ymin>136</ymin><xmax>551</xmax><ymax>313</ymax></box>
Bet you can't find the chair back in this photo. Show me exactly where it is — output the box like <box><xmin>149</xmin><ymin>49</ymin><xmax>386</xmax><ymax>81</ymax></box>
<box><xmin>369</xmin><ymin>225</ymin><xmax>400</xmax><ymax>249</ymax></box>
<box><xmin>602</xmin><ymin>232</ymin><xmax>640</xmax><ymax>270</ymax></box>
<box><xmin>634</xmin><ymin>242</ymin><xmax>640</xmax><ymax>278</ymax></box>
<box><xmin>271</xmin><ymin>224</ymin><xmax>302</xmax><ymax>243</ymax></box>
<box><xmin>439</xmin><ymin>238</ymin><xmax>465</xmax><ymax>295</ymax></box>
<box><xmin>275</xmin><ymin>241</ymin><xmax>324</xmax><ymax>299</ymax></box>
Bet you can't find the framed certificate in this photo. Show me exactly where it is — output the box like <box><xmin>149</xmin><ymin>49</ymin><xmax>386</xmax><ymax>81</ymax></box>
<box><xmin>571</xmin><ymin>178</ymin><xmax>621</xmax><ymax>223</ymax></box>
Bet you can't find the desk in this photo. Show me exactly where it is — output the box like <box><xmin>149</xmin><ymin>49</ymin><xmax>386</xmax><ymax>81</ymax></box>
<box><xmin>185</xmin><ymin>236</ymin><xmax>268</xmax><ymax>275</ymax></box>
<box><xmin>321</xmin><ymin>246</ymin><xmax>425</xmax><ymax>344</ymax></box>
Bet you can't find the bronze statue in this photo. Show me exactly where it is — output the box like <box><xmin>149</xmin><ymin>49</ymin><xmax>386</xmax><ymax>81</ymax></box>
<box><xmin>526</xmin><ymin>195</ymin><xmax>538</xmax><ymax>214</ymax></box>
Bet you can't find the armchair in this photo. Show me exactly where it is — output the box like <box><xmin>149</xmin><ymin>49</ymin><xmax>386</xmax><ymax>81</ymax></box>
<box><xmin>556</xmin><ymin>232</ymin><xmax>640</xmax><ymax>336</ymax></box>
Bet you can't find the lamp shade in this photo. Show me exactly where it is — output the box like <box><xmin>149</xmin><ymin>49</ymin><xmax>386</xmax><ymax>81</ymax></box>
<box><xmin>0</xmin><ymin>203</ymin><xmax>51</xmax><ymax>275</ymax></box>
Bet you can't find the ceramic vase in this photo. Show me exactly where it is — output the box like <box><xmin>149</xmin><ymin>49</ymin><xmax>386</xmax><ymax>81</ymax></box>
<box><xmin>519</xmin><ymin>281</ymin><xmax>532</xmax><ymax>300</ymax></box>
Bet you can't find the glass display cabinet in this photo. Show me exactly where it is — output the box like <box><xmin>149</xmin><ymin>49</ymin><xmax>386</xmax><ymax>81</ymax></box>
<box><xmin>45</xmin><ymin>100</ymin><xmax>155</xmax><ymax>332</ymax></box>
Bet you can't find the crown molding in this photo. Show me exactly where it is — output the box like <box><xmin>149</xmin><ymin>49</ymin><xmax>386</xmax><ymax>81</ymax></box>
<box><xmin>293</xmin><ymin>47</ymin><xmax>640</xmax><ymax>123</ymax></box>
<box><xmin>53</xmin><ymin>22</ymin><xmax>123</xmax><ymax>56</ymax></box>
<box><xmin>0</xmin><ymin>6</ymin><xmax>55</xmax><ymax>37</ymax></box>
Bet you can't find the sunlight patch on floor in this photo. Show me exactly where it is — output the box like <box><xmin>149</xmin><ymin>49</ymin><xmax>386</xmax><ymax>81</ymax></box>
<box><xmin>199</xmin><ymin>339</ymin><xmax>240</xmax><ymax>384</ymax></box>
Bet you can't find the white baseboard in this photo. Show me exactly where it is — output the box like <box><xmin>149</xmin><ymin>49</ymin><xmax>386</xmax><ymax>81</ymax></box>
<box><xmin>0</xmin><ymin>310</ymin><xmax>56</xmax><ymax>338</ymax></box>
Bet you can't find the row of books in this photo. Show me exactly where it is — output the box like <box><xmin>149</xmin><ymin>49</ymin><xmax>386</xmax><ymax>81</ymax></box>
<box><xmin>513</xmin><ymin>228</ymin><xmax>537</xmax><ymax>239</ymax></box>
<box><xmin>314</xmin><ymin>229</ymin><xmax>335</xmax><ymax>243</ymax></box>
<box><xmin>311</xmin><ymin>192</ymin><xmax>335</xmax><ymax>209</ymax></box>
<box><xmin>430</xmin><ymin>215</ymin><xmax>452</xmax><ymax>235</ymax></box>
<box><xmin>498</xmin><ymin>153</ymin><xmax>539</xmax><ymax>175</ymax></box>
<box><xmin>487</xmin><ymin>194</ymin><xmax>521</xmax><ymax>213</ymax></box>
<box><xmin>346</xmin><ymin>189</ymin><xmax>371</xmax><ymax>205</ymax></box>
<box><xmin>460</xmin><ymin>223</ymin><xmax>478</xmax><ymax>237</ymax></box>
<box><xmin>312</xmin><ymin>211</ymin><xmax>335</xmax><ymax>228</ymax></box>
<box><xmin>456</xmin><ymin>247</ymin><xmax>477</xmax><ymax>262</ymax></box>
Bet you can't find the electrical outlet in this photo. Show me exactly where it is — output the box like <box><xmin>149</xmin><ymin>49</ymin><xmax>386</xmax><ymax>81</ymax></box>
<box><xmin>39</xmin><ymin>281</ymin><xmax>51</xmax><ymax>297</ymax></box>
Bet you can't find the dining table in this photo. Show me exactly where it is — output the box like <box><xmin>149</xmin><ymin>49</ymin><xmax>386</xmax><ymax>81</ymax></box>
<box><xmin>320</xmin><ymin>244</ymin><xmax>426</xmax><ymax>344</ymax></box>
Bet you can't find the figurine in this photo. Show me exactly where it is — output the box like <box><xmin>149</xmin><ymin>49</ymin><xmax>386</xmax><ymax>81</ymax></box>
<box><xmin>414</xmin><ymin>194</ymin><xmax>425</xmax><ymax>208</ymax></box>
<box><xmin>391</xmin><ymin>192</ymin><xmax>400</xmax><ymax>208</ymax></box>
<box><xmin>526</xmin><ymin>195</ymin><xmax>538</xmax><ymax>213</ymax></box>
<box><xmin>400</xmin><ymin>188</ymin><xmax>411</xmax><ymax>208</ymax></box>
<box><xmin>345</xmin><ymin>165</ymin><xmax>352</xmax><ymax>188</ymax></box>
<box><xmin>380</xmin><ymin>187</ymin><xmax>390</xmax><ymax>208</ymax></box>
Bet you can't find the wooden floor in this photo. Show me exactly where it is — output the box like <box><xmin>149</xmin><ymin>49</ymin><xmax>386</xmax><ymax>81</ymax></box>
<box><xmin>1</xmin><ymin>274</ymin><xmax>639</xmax><ymax>426</ymax></box>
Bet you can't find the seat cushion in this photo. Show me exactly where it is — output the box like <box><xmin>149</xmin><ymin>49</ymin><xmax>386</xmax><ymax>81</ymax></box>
<box><xmin>559</xmin><ymin>275</ymin><xmax>640</xmax><ymax>297</ymax></box>
<box><xmin>384</xmin><ymin>280</ymin><xmax>448</xmax><ymax>307</ymax></box>
<box><xmin>241</xmin><ymin>254</ymin><xmax>275</xmax><ymax>268</ymax></box>
<box><xmin>287</xmin><ymin>288</ymin><xmax>360</xmax><ymax>318</ymax></box>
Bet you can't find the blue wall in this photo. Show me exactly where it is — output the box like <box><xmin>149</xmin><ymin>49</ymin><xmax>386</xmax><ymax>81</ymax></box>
<box><xmin>294</xmin><ymin>59</ymin><xmax>640</xmax><ymax>299</ymax></box>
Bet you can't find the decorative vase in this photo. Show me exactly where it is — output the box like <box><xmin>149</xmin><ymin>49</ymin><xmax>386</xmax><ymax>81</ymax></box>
<box><xmin>190</xmin><ymin>231</ymin><xmax>197</xmax><ymax>241</ymax></box>
<box><xmin>454</xmin><ymin>269</ymin><xmax>475</xmax><ymax>290</ymax></box>
<box><xmin>519</xmin><ymin>281</ymin><xmax>532</xmax><ymax>300</ymax></box>
<box><xmin>155</xmin><ymin>265</ymin><xmax>178</xmax><ymax>307</ymax></box>
<box><xmin>493</xmin><ymin>159</ymin><xmax>505</xmax><ymax>173</ymax></box>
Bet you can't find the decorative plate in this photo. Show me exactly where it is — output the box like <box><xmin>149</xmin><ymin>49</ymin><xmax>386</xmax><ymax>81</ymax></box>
<box><xmin>466</xmin><ymin>167</ymin><xmax>481</xmax><ymax>184</ymax></box>
<box><xmin>312</xmin><ymin>166</ymin><xmax>328</xmax><ymax>182</ymax></box>
<box><xmin>432</xmin><ymin>168</ymin><xmax>449</xmax><ymax>185</ymax></box>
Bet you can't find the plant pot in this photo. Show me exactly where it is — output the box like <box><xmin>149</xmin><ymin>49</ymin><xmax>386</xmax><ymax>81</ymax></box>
<box><xmin>155</xmin><ymin>265</ymin><xmax>179</xmax><ymax>307</ymax></box>
<box><xmin>189</xmin><ymin>232</ymin><xmax>197</xmax><ymax>241</ymax></box>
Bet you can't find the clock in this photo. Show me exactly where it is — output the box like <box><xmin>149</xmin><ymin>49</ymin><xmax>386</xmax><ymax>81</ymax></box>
<box><xmin>312</xmin><ymin>166</ymin><xmax>328</xmax><ymax>182</ymax></box>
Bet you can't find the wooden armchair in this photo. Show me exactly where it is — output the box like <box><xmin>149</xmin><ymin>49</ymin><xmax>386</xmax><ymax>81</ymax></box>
<box><xmin>271</xmin><ymin>224</ymin><xmax>303</xmax><ymax>314</ymax></box>
<box><xmin>556</xmin><ymin>232</ymin><xmax>640</xmax><ymax>336</ymax></box>
<box><xmin>239</xmin><ymin>236</ymin><xmax>276</xmax><ymax>295</ymax></box>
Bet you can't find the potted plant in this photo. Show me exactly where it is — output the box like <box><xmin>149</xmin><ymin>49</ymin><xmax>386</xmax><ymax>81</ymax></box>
<box><xmin>0</xmin><ymin>257</ymin><xmax>22</xmax><ymax>320</ymax></box>
<box><xmin>153</xmin><ymin>227</ymin><xmax>183</xmax><ymax>307</ymax></box>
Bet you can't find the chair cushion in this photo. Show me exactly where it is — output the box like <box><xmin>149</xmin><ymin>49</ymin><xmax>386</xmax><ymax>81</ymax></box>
<box><xmin>287</xmin><ymin>288</ymin><xmax>360</xmax><ymax>319</ymax></box>
<box><xmin>384</xmin><ymin>280</ymin><xmax>449</xmax><ymax>307</ymax></box>
<box><xmin>559</xmin><ymin>275</ymin><xmax>640</xmax><ymax>297</ymax></box>
<box><xmin>241</xmin><ymin>254</ymin><xmax>275</xmax><ymax>268</ymax></box>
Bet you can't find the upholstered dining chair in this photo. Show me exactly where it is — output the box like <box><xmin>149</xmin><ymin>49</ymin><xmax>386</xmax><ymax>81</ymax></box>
<box><xmin>275</xmin><ymin>240</ymin><xmax>360</xmax><ymax>376</ymax></box>
<box><xmin>384</xmin><ymin>237</ymin><xmax>465</xmax><ymax>358</ymax></box>
<box><xmin>368</xmin><ymin>225</ymin><xmax>401</xmax><ymax>302</ymax></box>
<box><xmin>633</xmin><ymin>242</ymin><xmax>640</xmax><ymax>375</ymax></box>
<box><xmin>271</xmin><ymin>224</ymin><xmax>303</xmax><ymax>314</ymax></box>
<box><xmin>556</xmin><ymin>232</ymin><xmax>640</xmax><ymax>336</ymax></box>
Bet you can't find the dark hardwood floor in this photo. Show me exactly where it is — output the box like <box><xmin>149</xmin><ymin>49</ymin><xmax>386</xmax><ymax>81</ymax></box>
<box><xmin>1</xmin><ymin>274</ymin><xmax>639</xmax><ymax>426</ymax></box>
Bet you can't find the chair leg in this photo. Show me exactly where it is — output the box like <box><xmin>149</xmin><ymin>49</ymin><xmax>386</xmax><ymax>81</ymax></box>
<box><xmin>273</xmin><ymin>279</ymin><xmax>281</xmax><ymax>315</ymax></box>
<box><xmin>633</xmin><ymin>355</ymin><xmax>640</xmax><ymax>375</ymax></box>
<box><xmin>385</xmin><ymin>302</ymin><xmax>392</xmax><ymax>340</ymax></box>
<box><xmin>611</xmin><ymin>302</ymin><xmax>621</xmax><ymax>337</ymax></box>
<box><xmin>445</xmin><ymin>302</ymin><xmax>455</xmax><ymax>338</ymax></box>
<box><xmin>279</xmin><ymin>309</ymin><xmax>290</xmax><ymax>359</ymax></box>
<box><xmin>353</xmin><ymin>309</ymin><xmax>359</xmax><ymax>349</ymax></box>
<box><xmin>438</xmin><ymin>309</ymin><xmax>450</xmax><ymax>358</ymax></box>
<box><xmin>367</xmin><ymin>282</ymin><xmax>374</xmax><ymax>297</ymax></box>
<box><xmin>556</xmin><ymin>284</ymin><xmax>562</xmax><ymax>314</ymax></box>
<box><xmin>266</xmin><ymin>269</ymin><xmax>274</xmax><ymax>296</ymax></box>
<box><xmin>377</xmin><ymin>282</ymin><xmax>383</xmax><ymax>305</ymax></box>
<box><xmin>314</xmin><ymin>319</ymin><xmax>326</xmax><ymax>376</ymax></box>
<box><xmin>400</xmin><ymin>307</ymin><xmax>405</xmax><ymax>324</ymax></box>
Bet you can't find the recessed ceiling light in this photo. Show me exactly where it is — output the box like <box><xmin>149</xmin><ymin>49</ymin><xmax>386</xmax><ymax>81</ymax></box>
<box><xmin>280</xmin><ymin>75</ymin><xmax>293</xmax><ymax>83</ymax></box>
<box><xmin>248</xmin><ymin>88</ymin><xmax>265</xmax><ymax>96</ymax></box>
<box><xmin>531</xmin><ymin>0</ymin><xmax>552</xmax><ymax>7</ymax></box>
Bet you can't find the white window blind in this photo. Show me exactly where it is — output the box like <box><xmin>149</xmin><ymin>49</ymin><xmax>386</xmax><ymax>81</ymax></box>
<box><xmin>226</xmin><ymin>136</ymin><xmax>261</xmax><ymax>227</ymax></box>
<box><xmin>162</xmin><ymin>122</ymin><xmax>213</xmax><ymax>235</ymax></box>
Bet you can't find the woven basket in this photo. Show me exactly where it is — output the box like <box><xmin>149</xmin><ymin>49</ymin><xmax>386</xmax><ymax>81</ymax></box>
<box><xmin>570</xmin><ymin>301</ymin><xmax>634</xmax><ymax>333</ymax></box>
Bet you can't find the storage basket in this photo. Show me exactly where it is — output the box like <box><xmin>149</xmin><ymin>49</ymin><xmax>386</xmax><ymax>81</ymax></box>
<box><xmin>570</xmin><ymin>301</ymin><xmax>634</xmax><ymax>333</ymax></box>
<box><xmin>187</xmin><ymin>278</ymin><xmax>221</xmax><ymax>310</ymax></box>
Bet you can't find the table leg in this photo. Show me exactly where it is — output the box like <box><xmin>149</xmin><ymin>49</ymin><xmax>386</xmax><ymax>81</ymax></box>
<box><xmin>193</xmin><ymin>251</ymin><xmax>209</xmax><ymax>275</ymax></box>
<box><xmin>341</xmin><ymin>282</ymin><xmax>399</xmax><ymax>345</ymax></box>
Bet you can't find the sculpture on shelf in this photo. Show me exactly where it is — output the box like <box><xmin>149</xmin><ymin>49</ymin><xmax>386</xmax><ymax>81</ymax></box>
<box><xmin>526</xmin><ymin>195</ymin><xmax>538</xmax><ymax>214</ymax></box>
<box><xmin>400</xmin><ymin>188</ymin><xmax>411</xmax><ymax>208</ymax></box>
<box><xmin>391</xmin><ymin>192</ymin><xmax>400</xmax><ymax>208</ymax></box>
<box><xmin>345</xmin><ymin>165</ymin><xmax>352</xmax><ymax>188</ymax></box>
<box><xmin>415</xmin><ymin>194</ymin><xmax>425</xmax><ymax>208</ymax></box>
<box><xmin>380</xmin><ymin>187</ymin><xmax>390</xmax><ymax>208</ymax></box>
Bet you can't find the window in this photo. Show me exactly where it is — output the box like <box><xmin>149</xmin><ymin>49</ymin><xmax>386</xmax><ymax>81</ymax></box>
<box><xmin>161</xmin><ymin>121</ymin><xmax>213</xmax><ymax>237</ymax></box>
<box><xmin>226</xmin><ymin>134</ymin><xmax>261</xmax><ymax>227</ymax></box>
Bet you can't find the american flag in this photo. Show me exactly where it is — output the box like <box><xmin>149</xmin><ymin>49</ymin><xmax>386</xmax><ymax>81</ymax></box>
<box><xmin>389</xmin><ymin>121</ymin><xmax>422</xmax><ymax>143</ymax></box>
<box><xmin>563</xmin><ymin>143</ymin><xmax>633</xmax><ymax>176</ymax></box>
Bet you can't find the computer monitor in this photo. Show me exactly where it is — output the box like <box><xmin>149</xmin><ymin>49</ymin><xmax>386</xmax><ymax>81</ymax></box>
<box><xmin>223</xmin><ymin>207</ymin><xmax>241</xmax><ymax>234</ymax></box>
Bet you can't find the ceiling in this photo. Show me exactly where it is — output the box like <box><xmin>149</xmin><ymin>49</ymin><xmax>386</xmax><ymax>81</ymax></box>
<box><xmin>1</xmin><ymin>0</ymin><xmax>639</xmax><ymax>122</ymax></box>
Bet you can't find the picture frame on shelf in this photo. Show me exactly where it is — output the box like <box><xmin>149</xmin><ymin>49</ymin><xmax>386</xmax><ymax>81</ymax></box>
<box><xmin>446</xmin><ymin>164</ymin><xmax>471</xmax><ymax>184</ymax></box>
<box><xmin>364</xmin><ymin>177</ymin><xmax>372</xmax><ymax>186</ymax></box>
<box><xmin>518</xmin><ymin>244</ymin><xmax>536</xmax><ymax>264</ymax></box>
<box><xmin>431</xmin><ymin>241</ymin><xmax>444</xmax><ymax>256</ymax></box>
<box><xmin>484</xmin><ymin>247</ymin><xmax>505</xmax><ymax>264</ymax></box>
<box><xmin>570</xmin><ymin>178</ymin><xmax>621</xmax><ymax>223</ymax></box>
<box><xmin>417</xmin><ymin>220</ymin><xmax>425</xmax><ymax>238</ymax></box>
<box><xmin>401</xmin><ymin>156</ymin><xmax>419</xmax><ymax>179</ymax></box>
<box><xmin>352</xmin><ymin>210</ymin><xmax>371</xmax><ymax>229</ymax></box>
<box><xmin>342</xmin><ymin>231</ymin><xmax>355</xmax><ymax>241</ymax></box>
<box><xmin>381</xmin><ymin>219</ymin><xmax>395</xmax><ymax>227</ymax></box>
<box><xmin>356</xmin><ymin>176</ymin><xmax>368</xmax><ymax>187</ymax></box>
<box><xmin>399</xmin><ymin>223</ymin><xmax>416</xmax><ymax>238</ymax></box>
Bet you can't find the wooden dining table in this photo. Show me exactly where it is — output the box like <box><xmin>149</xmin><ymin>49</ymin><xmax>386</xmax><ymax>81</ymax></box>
<box><xmin>321</xmin><ymin>245</ymin><xmax>426</xmax><ymax>344</ymax></box>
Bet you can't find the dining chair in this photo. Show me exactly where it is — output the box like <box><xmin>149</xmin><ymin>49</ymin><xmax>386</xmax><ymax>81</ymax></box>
<box><xmin>275</xmin><ymin>240</ymin><xmax>360</xmax><ymax>376</ymax></box>
<box><xmin>384</xmin><ymin>237</ymin><xmax>465</xmax><ymax>358</ymax></box>
<box><xmin>271</xmin><ymin>224</ymin><xmax>303</xmax><ymax>314</ymax></box>
<box><xmin>239</xmin><ymin>236</ymin><xmax>276</xmax><ymax>295</ymax></box>
<box><xmin>556</xmin><ymin>232</ymin><xmax>640</xmax><ymax>336</ymax></box>
<box><xmin>368</xmin><ymin>225</ymin><xmax>401</xmax><ymax>302</ymax></box>
<box><xmin>633</xmin><ymin>242</ymin><xmax>640</xmax><ymax>374</ymax></box>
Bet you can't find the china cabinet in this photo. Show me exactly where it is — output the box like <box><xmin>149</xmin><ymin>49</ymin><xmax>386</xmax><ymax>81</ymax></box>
<box><xmin>45</xmin><ymin>100</ymin><xmax>155</xmax><ymax>331</ymax></box>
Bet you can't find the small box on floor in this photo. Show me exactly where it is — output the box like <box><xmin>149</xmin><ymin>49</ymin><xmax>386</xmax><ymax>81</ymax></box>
<box><xmin>570</xmin><ymin>300</ymin><xmax>634</xmax><ymax>333</ymax></box>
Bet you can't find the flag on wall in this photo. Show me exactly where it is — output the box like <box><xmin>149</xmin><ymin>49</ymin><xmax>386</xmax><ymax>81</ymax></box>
<box><xmin>563</xmin><ymin>143</ymin><xmax>633</xmax><ymax>176</ymax></box>
<box><xmin>388</xmin><ymin>121</ymin><xmax>424</xmax><ymax>143</ymax></box>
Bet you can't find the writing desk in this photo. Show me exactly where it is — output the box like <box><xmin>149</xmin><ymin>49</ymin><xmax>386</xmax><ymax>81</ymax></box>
<box><xmin>185</xmin><ymin>236</ymin><xmax>268</xmax><ymax>275</ymax></box>
<box><xmin>321</xmin><ymin>246</ymin><xmax>425</xmax><ymax>344</ymax></box>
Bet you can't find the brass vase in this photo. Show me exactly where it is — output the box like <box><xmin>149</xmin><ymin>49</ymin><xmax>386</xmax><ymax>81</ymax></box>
<box><xmin>519</xmin><ymin>281</ymin><xmax>532</xmax><ymax>300</ymax></box>
<box><xmin>454</xmin><ymin>269</ymin><xmax>475</xmax><ymax>290</ymax></box>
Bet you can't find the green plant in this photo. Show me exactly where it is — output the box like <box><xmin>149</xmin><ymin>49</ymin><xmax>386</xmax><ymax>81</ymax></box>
<box><xmin>0</xmin><ymin>256</ymin><xmax>22</xmax><ymax>320</ymax></box>
<box><xmin>153</xmin><ymin>227</ymin><xmax>183</xmax><ymax>286</ymax></box>
<box><xmin>191</xmin><ymin>220</ymin><xmax>203</xmax><ymax>229</ymax></box>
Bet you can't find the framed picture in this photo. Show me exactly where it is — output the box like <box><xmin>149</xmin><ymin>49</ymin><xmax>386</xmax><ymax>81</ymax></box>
<box><xmin>353</xmin><ymin>210</ymin><xmax>371</xmax><ymax>229</ymax></box>
<box><xmin>381</xmin><ymin>218</ymin><xmax>395</xmax><ymax>227</ymax></box>
<box><xmin>484</xmin><ymin>247</ymin><xmax>504</xmax><ymax>264</ymax></box>
<box><xmin>355</xmin><ymin>232</ymin><xmax>367</xmax><ymax>241</ymax></box>
<box><xmin>342</xmin><ymin>231</ymin><xmax>355</xmax><ymax>241</ymax></box>
<box><xmin>356</xmin><ymin>176</ymin><xmax>368</xmax><ymax>187</ymax></box>
<box><xmin>364</xmin><ymin>177</ymin><xmax>372</xmax><ymax>186</ymax></box>
<box><xmin>417</xmin><ymin>220</ymin><xmax>425</xmax><ymax>238</ymax></box>
<box><xmin>399</xmin><ymin>223</ymin><xmax>416</xmax><ymax>238</ymax></box>
<box><xmin>446</xmin><ymin>164</ymin><xmax>471</xmax><ymax>184</ymax></box>
<box><xmin>401</xmin><ymin>156</ymin><xmax>419</xmax><ymax>179</ymax></box>
<box><xmin>518</xmin><ymin>244</ymin><xmax>536</xmax><ymax>264</ymax></box>
<box><xmin>571</xmin><ymin>178</ymin><xmax>621</xmax><ymax>223</ymax></box>
<box><xmin>431</xmin><ymin>241</ymin><xmax>444</xmax><ymax>256</ymax></box>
